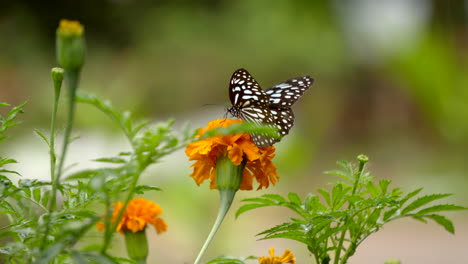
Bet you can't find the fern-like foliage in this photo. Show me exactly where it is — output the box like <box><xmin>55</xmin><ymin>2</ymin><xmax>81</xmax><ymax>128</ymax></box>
<box><xmin>236</xmin><ymin>156</ymin><xmax>466</xmax><ymax>264</ymax></box>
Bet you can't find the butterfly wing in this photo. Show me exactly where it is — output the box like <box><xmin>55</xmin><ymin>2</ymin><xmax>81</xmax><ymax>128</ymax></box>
<box><xmin>265</xmin><ymin>76</ymin><xmax>314</xmax><ymax>108</ymax></box>
<box><xmin>229</xmin><ymin>68</ymin><xmax>269</xmax><ymax>107</ymax></box>
<box><xmin>228</xmin><ymin>68</ymin><xmax>279</xmax><ymax>147</ymax></box>
<box><xmin>270</xmin><ymin>107</ymin><xmax>295</xmax><ymax>137</ymax></box>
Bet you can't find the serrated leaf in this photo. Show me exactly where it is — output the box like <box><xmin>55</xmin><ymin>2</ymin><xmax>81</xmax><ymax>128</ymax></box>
<box><xmin>288</xmin><ymin>192</ymin><xmax>302</xmax><ymax>205</ymax></box>
<box><xmin>260</xmin><ymin>230</ymin><xmax>310</xmax><ymax>244</ymax></box>
<box><xmin>236</xmin><ymin>203</ymin><xmax>271</xmax><ymax>218</ymax></box>
<box><xmin>401</xmin><ymin>194</ymin><xmax>452</xmax><ymax>215</ymax></box>
<box><xmin>331</xmin><ymin>184</ymin><xmax>344</xmax><ymax>209</ymax></box>
<box><xmin>383</xmin><ymin>208</ymin><xmax>399</xmax><ymax>221</ymax></box>
<box><xmin>262</xmin><ymin>194</ymin><xmax>288</xmax><ymax>203</ymax></box>
<box><xmin>415</xmin><ymin>204</ymin><xmax>467</xmax><ymax>215</ymax></box>
<box><xmin>400</xmin><ymin>188</ymin><xmax>423</xmax><ymax>205</ymax></box>
<box><xmin>425</xmin><ymin>214</ymin><xmax>455</xmax><ymax>234</ymax></box>
<box><xmin>379</xmin><ymin>180</ymin><xmax>391</xmax><ymax>194</ymax></box>
<box><xmin>365</xmin><ymin>181</ymin><xmax>379</xmax><ymax>197</ymax></box>
<box><xmin>325</xmin><ymin>169</ymin><xmax>353</xmax><ymax>182</ymax></box>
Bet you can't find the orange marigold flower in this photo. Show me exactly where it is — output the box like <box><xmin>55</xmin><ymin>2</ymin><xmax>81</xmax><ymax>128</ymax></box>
<box><xmin>97</xmin><ymin>198</ymin><xmax>168</xmax><ymax>234</ymax></box>
<box><xmin>185</xmin><ymin>119</ymin><xmax>279</xmax><ymax>190</ymax></box>
<box><xmin>258</xmin><ymin>248</ymin><xmax>296</xmax><ymax>264</ymax></box>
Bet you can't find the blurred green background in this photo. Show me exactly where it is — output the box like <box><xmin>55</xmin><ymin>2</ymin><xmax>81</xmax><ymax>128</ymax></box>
<box><xmin>1</xmin><ymin>0</ymin><xmax>467</xmax><ymax>263</ymax></box>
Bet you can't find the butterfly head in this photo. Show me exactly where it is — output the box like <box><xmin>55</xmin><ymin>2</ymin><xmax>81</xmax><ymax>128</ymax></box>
<box><xmin>226</xmin><ymin>105</ymin><xmax>242</xmax><ymax>119</ymax></box>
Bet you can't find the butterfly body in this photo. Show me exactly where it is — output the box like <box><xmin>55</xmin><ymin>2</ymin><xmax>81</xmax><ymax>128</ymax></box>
<box><xmin>227</xmin><ymin>68</ymin><xmax>314</xmax><ymax>147</ymax></box>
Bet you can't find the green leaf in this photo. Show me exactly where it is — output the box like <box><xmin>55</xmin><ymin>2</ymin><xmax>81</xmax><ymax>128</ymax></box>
<box><xmin>317</xmin><ymin>188</ymin><xmax>331</xmax><ymax>207</ymax></box>
<box><xmin>42</xmin><ymin>189</ymin><xmax>51</xmax><ymax>208</ymax></box>
<box><xmin>260</xmin><ymin>230</ymin><xmax>310</xmax><ymax>244</ymax></box>
<box><xmin>331</xmin><ymin>184</ymin><xmax>344</xmax><ymax>209</ymax></box>
<box><xmin>401</xmin><ymin>194</ymin><xmax>452</xmax><ymax>215</ymax></box>
<box><xmin>400</xmin><ymin>188</ymin><xmax>423</xmax><ymax>205</ymax></box>
<box><xmin>133</xmin><ymin>185</ymin><xmax>162</xmax><ymax>194</ymax></box>
<box><xmin>365</xmin><ymin>181</ymin><xmax>379</xmax><ymax>197</ymax></box>
<box><xmin>324</xmin><ymin>169</ymin><xmax>353</xmax><ymax>182</ymax></box>
<box><xmin>379</xmin><ymin>180</ymin><xmax>391</xmax><ymax>194</ymax></box>
<box><xmin>261</xmin><ymin>194</ymin><xmax>288</xmax><ymax>204</ymax></box>
<box><xmin>0</xmin><ymin>169</ymin><xmax>20</xmax><ymax>175</ymax></box>
<box><xmin>33</xmin><ymin>188</ymin><xmax>41</xmax><ymax>202</ymax></box>
<box><xmin>236</xmin><ymin>203</ymin><xmax>272</xmax><ymax>218</ymax></box>
<box><xmin>288</xmin><ymin>192</ymin><xmax>302</xmax><ymax>205</ymax></box>
<box><xmin>415</xmin><ymin>204</ymin><xmax>467</xmax><ymax>215</ymax></box>
<box><xmin>93</xmin><ymin>157</ymin><xmax>127</xmax><ymax>164</ymax></box>
<box><xmin>33</xmin><ymin>129</ymin><xmax>50</xmax><ymax>146</ymax></box>
<box><xmin>383</xmin><ymin>208</ymin><xmax>399</xmax><ymax>221</ymax></box>
<box><xmin>424</xmin><ymin>214</ymin><xmax>455</xmax><ymax>234</ymax></box>
<box><xmin>0</xmin><ymin>158</ymin><xmax>17</xmax><ymax>167</ymax></box>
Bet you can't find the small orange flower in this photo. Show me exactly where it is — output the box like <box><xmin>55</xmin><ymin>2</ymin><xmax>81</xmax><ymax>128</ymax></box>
<box><xmin>97</xmin><ymin>198</ymin><xmax>168</xmax><ymax>234</ymax></box>
<box><xmin>185</xmin><ymin>119</ymin><xmax>279</xmax><ymax>190</ymax></box>
<box><xmin>258</xmin><ymin>248</ymin><xmax>296</xmax><ymax>264</ymax></box>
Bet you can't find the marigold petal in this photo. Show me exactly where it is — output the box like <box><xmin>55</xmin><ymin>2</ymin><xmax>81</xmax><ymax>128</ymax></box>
<box><xmin>153</xmin><ymin>217</ymin><xmax>168</xmax><ymax>233</ymax></box>
<box><xmin>189</xmin><ymin>160</ymin><xmax>214</xmax><ymax>185</ymax></box>
<box><xmin>227</xmin><ymin>144</ymin><xmax>243</xmax><ymax>165</ymax></box>
<box><xmin>278</xmin><ymin>249</ymin><xmax>295</xmax><ymax>264</ymax></box>
<box><xmin>126</xmin><ymin>217</ymin><xmax>147</xmax><ymax>232</ymax></box>
<box><xmin>237</xmin><ymin>138</ymin><xmax>261</xmax><ymax>161</ymax></box>
<box><xmin>258</xmin><ymin>248</ymin><xmax>295</xmax><ymax>264</ymax></box>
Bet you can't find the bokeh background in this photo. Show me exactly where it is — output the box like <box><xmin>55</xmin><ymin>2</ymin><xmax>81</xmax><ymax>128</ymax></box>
<box><xmin>1</xmin><ymin>0</ymin><xmax>467</xmax><ymax>263</ymax></box>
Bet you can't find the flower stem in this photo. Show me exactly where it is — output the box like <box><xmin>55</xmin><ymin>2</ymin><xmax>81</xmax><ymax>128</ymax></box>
<box><xmin>41</xmin><ymin>71</ymin><xmax>79</xmax><ymax>249</ymax></box>
<box><xmin>194</xmin><ymin>189</ymin><xmax>236</xmax><ymax>264</ymax></box>
<box><xmin>333</xmin><ymin>155</ymin><xmax>368</xmax><ymax>264</ymax></box>
<box><xmin>56</xmin><ymin>71</ymin><xmax>79</xmax><ymax>181</ymax></box>
<box><xmin>48</xmin><ymin>70</ymin><xmax>79</xmax><ymax>212</ymax></box>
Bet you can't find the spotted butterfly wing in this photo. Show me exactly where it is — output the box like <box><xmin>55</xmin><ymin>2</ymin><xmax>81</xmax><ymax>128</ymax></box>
<box><xmin>265</xmin><ymin>76</ymin><xmax>314</xmax><ymax>108</ymax></box>
<box><xmin>266</xmin><ymin>76</ymin><xmax>314</xmax><ymax>137</ymax></box>
<box><xmin>227</xmin><ymin>69</ymin><xmax>279</xmax><ymax>147</ymax></box>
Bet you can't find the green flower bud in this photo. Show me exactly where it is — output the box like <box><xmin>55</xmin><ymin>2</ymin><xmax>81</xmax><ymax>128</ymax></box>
<box><xmin>51</xmin><ymin>67</ymin><xmax>64</xmax><ymax>96</ymax></box>
<box><xmin>124</xmin><ymin>230</ymin><xmax>148</xmax><ymax>263</ymax></box>
<box><xmin>357</xmin><ymin>154</ymin><xmax>369</xmax><ymax>164</ymax></box>
<box><xmin>56</xmin><ymin>19</ymin><xmax>85</xmax><ymax>71</ymax></box>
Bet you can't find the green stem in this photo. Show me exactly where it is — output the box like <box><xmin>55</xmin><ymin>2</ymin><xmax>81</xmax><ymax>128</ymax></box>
<box><xmin>101</xmin><ymin>165</ymin><xmax>142</xmax><ymax>253</ymax></box>
<box><xmin>333</xmin><ymin>156</ymin><xmax>368</xmax><ymax>264</ymax></box>
<box><xmin>54</xmin><ymin>70</ymin><xmax>79</xmax><ymax>190</ymax></box>
<box><xmin>49</xmin><ymin>80</ymin><xmax>61</xmax><ymax>185</ymax></box>
<box><xmin>40</xmin><ymin>69</ymin><xmax>65</xmax><ymax>249</ymax></box>
<box><xmin>194</xmin><ymin>189</ymin><xmax>236</xmax><ymax>264</ymax></box>
<box><xmin>44</xmin><ymin>70</ymin><xmax>79</xmax><ymax>239</ymax></box>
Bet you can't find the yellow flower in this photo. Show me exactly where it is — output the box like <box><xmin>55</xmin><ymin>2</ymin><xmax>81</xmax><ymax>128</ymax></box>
<box><xmin>97</xmin><ymin>198</ymin><xmax>168</xmax><ymax>233</ymax></box>
<box><xmin>185</xmin><ymin>119</ymin><xmax>279</xmax><ymax>190</ymax></box>
<box><xmin>258</xmin><ymin>248</ymin><xmax>296</xmax><ymax>264</ymax></box>
<box><xmin>58</xmin><ymin>19</ymin><xmax>84</xmax><ymax>36</ymax></box>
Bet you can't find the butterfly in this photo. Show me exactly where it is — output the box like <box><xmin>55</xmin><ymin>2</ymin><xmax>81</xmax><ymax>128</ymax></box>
<box><xmin>227</xmin><ymin>68</ymin><xmax>314</xmax><ymax>147</ymax></box>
